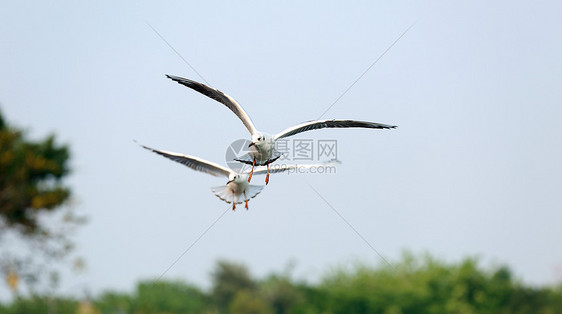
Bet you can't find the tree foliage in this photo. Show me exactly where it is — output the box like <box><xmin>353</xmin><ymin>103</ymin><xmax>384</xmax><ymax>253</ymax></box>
<box><xmin>211</xmin><ymin>260</ymin><xmax>257</xmax><ymax>313</ymax></box>
<box><xmin>135</xmin><ymin>280</ymin><xmax>208</xmax><ymax>313</ymax></box>
<box><xmin>0</xmin><ymin>108</ymin><xmax>81</xmax><ymax>295</ymax></box>
<box><xmin>2</xmin><ymin>254</ymin><xmax>561</xmax><ymax>313</ymax></box>
<box><xmin>0</xmin><ymin>110</ymin><xmax>70</xmax><ymax>233</ymax></box>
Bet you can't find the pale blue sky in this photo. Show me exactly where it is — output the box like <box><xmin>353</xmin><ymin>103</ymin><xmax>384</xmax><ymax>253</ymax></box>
<box><xmin>1</xmin><ymin>0</ymin><xmax>561</xmax><ymax>299</ymax></box>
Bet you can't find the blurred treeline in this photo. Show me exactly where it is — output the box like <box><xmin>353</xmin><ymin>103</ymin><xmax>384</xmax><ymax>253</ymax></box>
<box><xmin>1</xmin><ymin>254</ymin><xmax>561</xmax><ymax>314</ymax></box>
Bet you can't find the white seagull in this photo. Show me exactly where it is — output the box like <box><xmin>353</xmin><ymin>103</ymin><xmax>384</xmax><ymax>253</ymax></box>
<box><xmin>166</xmin><ymin>75</ymin><xmax>396</xmax><ymax>184</ymax></box>
<box><xmin>138</xmin><ymin>142</ymin><xmax>338</xmax><ymax>210</ymax></box>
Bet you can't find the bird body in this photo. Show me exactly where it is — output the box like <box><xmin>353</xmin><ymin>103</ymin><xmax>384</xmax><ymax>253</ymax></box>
<box><xmin>212</xmin><ymin>173</ymin><xmax>263</xmax><ymax>207</ymax></box>
<box><xmin>166</xmin><ymin>75</ymin><xmax>396</xmax><ymax>183</ymax></box>
<box><xmin>137</xmin><ymin>142</ymin><xmax>337</xmax><ymax>210</ymax></box>
<box><xmin>236</xmin><ymin>133</ymin><xmax>280</xmax><ymax>166</ymax></box>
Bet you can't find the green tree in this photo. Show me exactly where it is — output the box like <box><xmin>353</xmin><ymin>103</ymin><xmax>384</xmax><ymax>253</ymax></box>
<box><xmin>0</xmin><ymin>111</ymin><xmax>70</xmax><ymax>231</ymax></box>
<box><xmin>0</xmin><ymin>108</ymin><xmax>82</xmax><ymax>295</ymax></box>
<box><xmin>134</xmin><ymin>280</ymin><xmax>208</xmax><ymax>314</ymax></box>
<box><xmin>315</xmin><ymin>252</ymin><xmax>562</xmax><ymax>314</ymax></box>
<box><xmin>94</xmin><ymin>291</ymin><xmax>133</xmax><ymax>314</ymax></box>
<box><xmin>1</xmin><ymin>295</ymin><xmax>78</xmax><ymax>314</ymax></box>
<box><xmin>1</xmin><ymin>256</ymin><xmax>561</xmax><ymax>313</ymax></box>
<box><xmin>260</xmin><ymin>274</ymin><xmax>304</xmax><ymax>314</ymax></box>
<box><xmin>211</xmin><ymin>260</ymin><xmax>256</xmax><ymax>313</ymax></box>
<box><xmin>229</xmin><ymin>289</ymin><xmax>273</xmax><ymax>314</ymax></box>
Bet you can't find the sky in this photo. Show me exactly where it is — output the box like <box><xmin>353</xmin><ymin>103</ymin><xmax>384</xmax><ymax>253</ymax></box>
<box><xmin>1</xmin><ymin>0</ymin><xmax>561</xmax><ymax>299</ymax></box>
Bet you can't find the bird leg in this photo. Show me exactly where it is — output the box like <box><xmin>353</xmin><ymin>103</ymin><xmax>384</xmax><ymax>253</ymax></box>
<box><xmin>232</xmin><ymin>190</ymin><xmax>236</xmax><ymax>211</ymax></box>
<box><xmin>248</xmin><ymin>158</ymin><xmax>256</xmax><ymax>182</ymax></box>
<box><xmin>244</xmin><ymin>191</ymin><xmax>248</xmax><ymax>210</ymax></box>
<box><xmin>265</xmin><ymin>162</ymin><xmax>270</xmax><ymax>185</ymax></box>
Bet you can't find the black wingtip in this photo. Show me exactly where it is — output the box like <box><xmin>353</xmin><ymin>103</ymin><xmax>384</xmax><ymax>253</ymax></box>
<box><xmin>166</xmin><ymin>74</ymin><xmax>183</xmax><ymax>82</ymax></box>
<box><xmin>133</xmin><ymin>140</ymin><xmax>150</xmax><ymax>151</ymax></box>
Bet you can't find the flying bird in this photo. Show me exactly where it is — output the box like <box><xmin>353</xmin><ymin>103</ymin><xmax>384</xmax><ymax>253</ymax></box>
<box><xmin>166</xmin><ymin>75</ymin><xmax>396</xmax><ymax>184</ymax></box>
<box><xmin>137</xmin><ymin>142</ymin><xmax>338</xmax><ymax>210</ymax></box>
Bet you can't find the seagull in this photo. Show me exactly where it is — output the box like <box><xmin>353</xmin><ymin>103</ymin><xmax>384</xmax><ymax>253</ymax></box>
<box><xmin>137</xmin><ymin>142</ymin><xmax>339</xmax><ymax>210</ymax></box>
<box><xmin>166</xmin><ymin>75</ymin><xmax>396</xmax><ymax>184</ymax></box>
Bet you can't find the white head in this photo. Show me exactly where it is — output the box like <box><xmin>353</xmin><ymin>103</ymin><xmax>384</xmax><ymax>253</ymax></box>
<box><xmin>249</xmin><ymin>133</ymin><xmax>266</xmax><ymax>148</ymax></box>
<box><xmin>227</xmin><ymin>173</ymin><xmax>239</xmax><ymax>184</ymax></box>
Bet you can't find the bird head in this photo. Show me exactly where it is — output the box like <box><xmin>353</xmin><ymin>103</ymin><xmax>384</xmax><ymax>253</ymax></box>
<box><xmin>249</xmin><ymin>133</ymin><xmax>265</xmax><ymax>148</ymax></box>
<box><xmin>227</xmin><ymin>173</ymin><xmax>238</xmax><ymax>184</ymax></box>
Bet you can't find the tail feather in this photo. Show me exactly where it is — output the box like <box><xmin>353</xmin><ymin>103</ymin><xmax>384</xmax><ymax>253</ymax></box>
<box><xmin>244</xmin><ymin>185</ymin><xmax>264</xmax><ymax>202</ymax></box>
<box><xmin>211</xmin><ymin>185</ymin><xmax>233</xmax><ymax>203</ymax></box>
<box><xmin>211</xmin><ymin>185</ymin><xmax>264</xmax><ymax>204</ymax></box>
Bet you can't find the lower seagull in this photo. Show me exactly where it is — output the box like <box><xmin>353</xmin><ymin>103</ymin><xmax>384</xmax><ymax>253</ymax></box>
<box><xmin>137</xmin><ymin>142</ymin><xmax>338</xmax><ymax>210</ymax></box>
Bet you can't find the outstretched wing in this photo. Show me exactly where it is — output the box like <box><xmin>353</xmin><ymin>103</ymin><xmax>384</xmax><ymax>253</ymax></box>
<box><xmin>274</xmin><ymin>119</ymin><xmax>396</xmax><ymax>140</ymax></box>
<box><xmin>137</xmin><ymin>142</ymin><xmax>232</xmax><ymax>178</ymax></box>
<box><xmin>166</xmin><ymin>75</ymin><xmax>258</xmax><ymax>135</ymax></box>
<box><xmin>249</xmin><ymin>160</ymin><xmax>341</xmax><ymax>176</ymax></box>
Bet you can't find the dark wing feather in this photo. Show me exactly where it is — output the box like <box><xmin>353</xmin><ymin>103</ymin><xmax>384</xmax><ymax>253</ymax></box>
<box><xmin>166</xmin><ymin>75</ymin><xmax>258</xmax><ymax>135</ymax></box>
<box><xmin>138</xmin><ymin>142</ymin><xmax>232</xmax><ymax>178</ymax></box>
<box><xmin>274</xmin><ymin>119</ymin><xmax>396</xmax><ymax>140</ymax></box>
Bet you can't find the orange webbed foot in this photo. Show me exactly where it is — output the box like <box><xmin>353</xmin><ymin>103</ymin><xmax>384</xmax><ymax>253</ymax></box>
<box><xmin>248</xmin><ymin>158</ymin><xmax>256</xmax><ymax>182</ymax></box>
<box><xmin>265</xmin><ymin>162</ymin><xmax>270</xmax><ymax>185</ymax></box>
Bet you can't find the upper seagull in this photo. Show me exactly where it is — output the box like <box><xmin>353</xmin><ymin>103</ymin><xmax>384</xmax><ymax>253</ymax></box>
<box><xmin>166</xmin><ymin>75</ymin><xmax>396</xmax><ymax>184</ymax></box>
